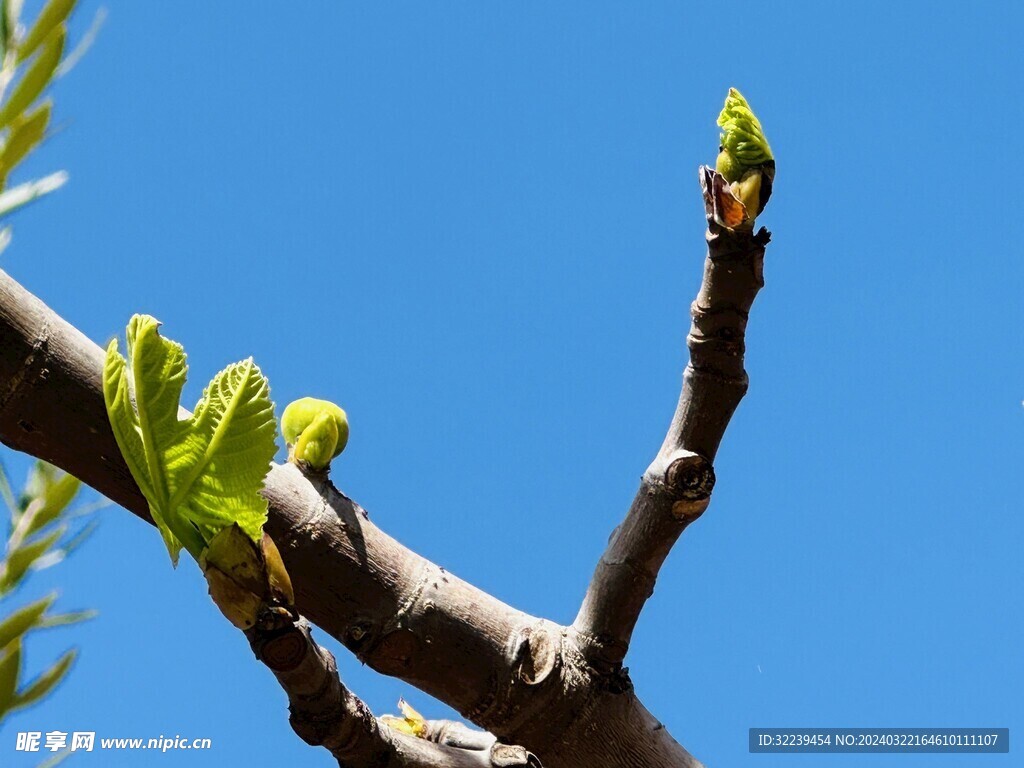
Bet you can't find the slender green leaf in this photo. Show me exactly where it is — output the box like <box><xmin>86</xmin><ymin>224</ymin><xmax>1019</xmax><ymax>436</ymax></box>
<box><xmin>55</xmin><ymin>518</ymin><xmax>96</xmax><ymax>556</ymax></box>
<box><xmin>11</xmin><ymin>648</ymin><xmax>75</xmax><ymax>710</ymax></box>
<box><xmin>0</xmin><ymin>525</ymin><xmax>64</xmax><ymax>593</ymax></box>
<box><xmin>104</xmin><ymin>316</ymin><xmax>278</xmax><ymax>564</ymax></box>
<box><xmin>23</xmin><ymin>460</ymin><xmax>56</xmax><ymax>500</ymax></box>
<box><xmin>0</xmin><ymin>102</ymin><xmax>51</xmax><ymax>185</ymax></box>
<box><xmin>0</xmin><ymin>594</ymin><xmax>55</xmax><ymax>649</ymax></box>
<box><xmin>1</xmin><ymin>0</ymin><xmax>23</xmax><ymax>59</ymax></box>
<box><xmin>0</xmin><ymin>639</ymin><xmax>21</xmax><ymax>716</ymax></box>
<box><xmin>17</xmin><ymin>0</ymin><xmax>75</xmax><ymax>63</ymax></box>
<box><xmin>57</xmin><ymin>5</ymin><xmax>104</xmax><ymax>77</ymax></box>
<box><xmin>24</xmin><ymin>465</ymin><xmax>79</xmax><ymax>537</ymax></box>
<box><xmin>0</xmin><ymin>460</ymin><xmax>16</xmax><ymax>515</ymax></box>
<box><xmin>0</xmin><ymin>169</ymin><xmax>66</xmax><ymax>217</ymax></box>
<box><xmin>35</xmin><ymin>609</ymin><xmax>97</xmax><ymax>629</ymax></box>
<box><xmin>0</xmin><ymin>27</ymin><xmax>64</xmax><ymax>127</ymax></box>
<box><xmin>37</xmin><ymin>748</ymin><xmax>72</xmax><ymax>768</ymax></box>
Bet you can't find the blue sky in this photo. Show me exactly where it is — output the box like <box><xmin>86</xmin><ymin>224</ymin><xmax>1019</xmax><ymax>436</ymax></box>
<box><xmin>2</xmin><ymin>1</ymin><xmax>1022</xmax><ymax>766</ymax></box>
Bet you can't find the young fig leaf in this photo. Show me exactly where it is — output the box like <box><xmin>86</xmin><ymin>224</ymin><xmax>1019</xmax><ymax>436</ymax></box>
<box><xmin>103</xmin><ymin>315</ymin><xmax>277</xmax><ymax>565</ymax></box>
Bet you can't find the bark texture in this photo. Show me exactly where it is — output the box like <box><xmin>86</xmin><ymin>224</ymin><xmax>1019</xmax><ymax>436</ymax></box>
<box><xmin>0</xmin><ymin>169</ymin><xmax>769</xmax><ymax>767</ymax></box>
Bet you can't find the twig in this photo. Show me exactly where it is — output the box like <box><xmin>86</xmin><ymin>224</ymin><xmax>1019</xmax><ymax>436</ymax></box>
<box><xmin>573</xmin><ymin>169</ymin><xmax>771</xmax><ymax>671</ymax></box>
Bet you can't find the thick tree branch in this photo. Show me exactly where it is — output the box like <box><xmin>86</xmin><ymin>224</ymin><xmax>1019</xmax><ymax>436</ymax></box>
<box><xmin>249</xmin><ymin>606</ymin><xmax>541</xmax><ymax>767</ymax></box>
<box><xmin>0</xmin><ymin>267</ymin><xmax>534</xmax><ymax>718</ymax></box>
<box><xmin>573</xmin><ymin>169</ymin><xmax>770</xmax><ymax>671</ymax></box>
<box><xmin>0</xmin><ymin>267</ymin><xmax>706</xmax><ymax>768</ymax></box>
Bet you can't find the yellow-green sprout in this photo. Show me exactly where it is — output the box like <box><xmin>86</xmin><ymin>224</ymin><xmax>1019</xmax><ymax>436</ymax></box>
<box><xmin>715</xmin><ymin>87</ymin><xmax>773</xmax><ymax>181</ymax></box>
<box><xmin>281</xmin><ymin>397</ymin><xmax>349</xmax><ymax>470</ymax></box>
<box><xmin>712</xmin><ymin>88</ymin><xmax>775</xmax><ymax>226</ymax></box>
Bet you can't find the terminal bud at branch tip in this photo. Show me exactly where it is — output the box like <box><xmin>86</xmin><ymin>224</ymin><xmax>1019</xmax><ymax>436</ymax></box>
<box><xmin>716</xmin><ymin>87</ymin><xmax>773</xmax><ymax>178</ymax></box>
<box><xmin>281</xmin><ymin>397</ymin><xmax>349</xmax><ymax>471</ymax></box>
<box><xmin>709</xmin><ymin>87</ymin><xmax>775</xmax><ymax>228</ymax></box>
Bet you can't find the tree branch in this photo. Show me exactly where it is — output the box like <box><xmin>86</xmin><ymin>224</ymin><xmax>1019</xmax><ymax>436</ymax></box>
<box><xmin>0</xmin><ymin>267</ymin><xmax>707</xmax><ymax>768</ymax></box>
<box><xmin>249</xmin><ymin>606</ymin><xmax>541</xmax><ymax>768</ymax></box>
<box><xmin>573</xmin><ymin>168</ymin><xmax>771</xmax><ymax>671</ymax></box>
<box><xmin>0</xmin><ymin>266</ymin><xmax>534</xmax><ymax>719</ymax></box>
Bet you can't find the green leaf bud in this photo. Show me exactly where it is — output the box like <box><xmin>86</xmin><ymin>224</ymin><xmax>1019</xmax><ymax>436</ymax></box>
<box><xmin>716</xmin><ymin>87</ymin><xmax>773</xmax><ymax>174</ymax></box>
<box><xmin>281</xmin><ymin>397</ymin><xmax>349</xmax><ymax>470</ymax></box>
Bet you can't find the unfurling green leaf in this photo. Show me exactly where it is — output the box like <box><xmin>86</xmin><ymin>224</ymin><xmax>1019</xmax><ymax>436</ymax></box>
<box><xmin>0</xmin><ymin>27</ymin><xmax>64</xmax><ymax>127</ymax></box>
<box><xmin>11</xmin><ymin>648</ymin><xmax>75</xmax><ymax>710</ymax></box>
<box><xmin>17</xmin><ymin>0</ymin><xmax>75</xmax><ymax>63</ymax></box>
<box><xmin>0</xmin><ymin>594</ymin><xmax>55</xmax><ymax>649</ymax></box>
<box><xmin>707</xmin><ymin>88</ymin><xmax>775</xmax><ymax>228</ymax></box>
<box><xmin>103</xmin><ymin>315</ymin><xmax>278</xmax><ymax>565</ymax></box>
<box><xmin>716</xmin><ymin>87</ymin><xmax>773</xmax><ymax>175</ymax></box>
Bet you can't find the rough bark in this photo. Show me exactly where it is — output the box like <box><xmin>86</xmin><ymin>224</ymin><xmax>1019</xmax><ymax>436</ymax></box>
<box><xmin>0</xmin><ymin>168</ymin><xmax>769</xmax><ymax>767</ymax></box>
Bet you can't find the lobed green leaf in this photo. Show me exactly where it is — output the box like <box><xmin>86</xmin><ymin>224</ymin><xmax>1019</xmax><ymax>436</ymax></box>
<box><xmin>104</xmin><ymin>316</ymin><xmax>277</xmax><ymax>564</ymax></box>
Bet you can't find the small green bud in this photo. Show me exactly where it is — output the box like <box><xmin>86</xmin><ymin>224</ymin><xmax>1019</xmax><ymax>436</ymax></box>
<box><xmin>281</xmin><ymin>397</ymin><xmax>349</xmax><ymax>470</ymax></box>
<box><xmin>715</xmin><ymin>148</ymin><xmax>745</xmax><ymax>183</ymax></box>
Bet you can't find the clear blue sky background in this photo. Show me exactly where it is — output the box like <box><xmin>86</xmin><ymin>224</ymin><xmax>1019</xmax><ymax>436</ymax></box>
<box><xmin>2</xmin><ymin>1</ymin><xmax>1022</xmax><ymax>766</ymax></box>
